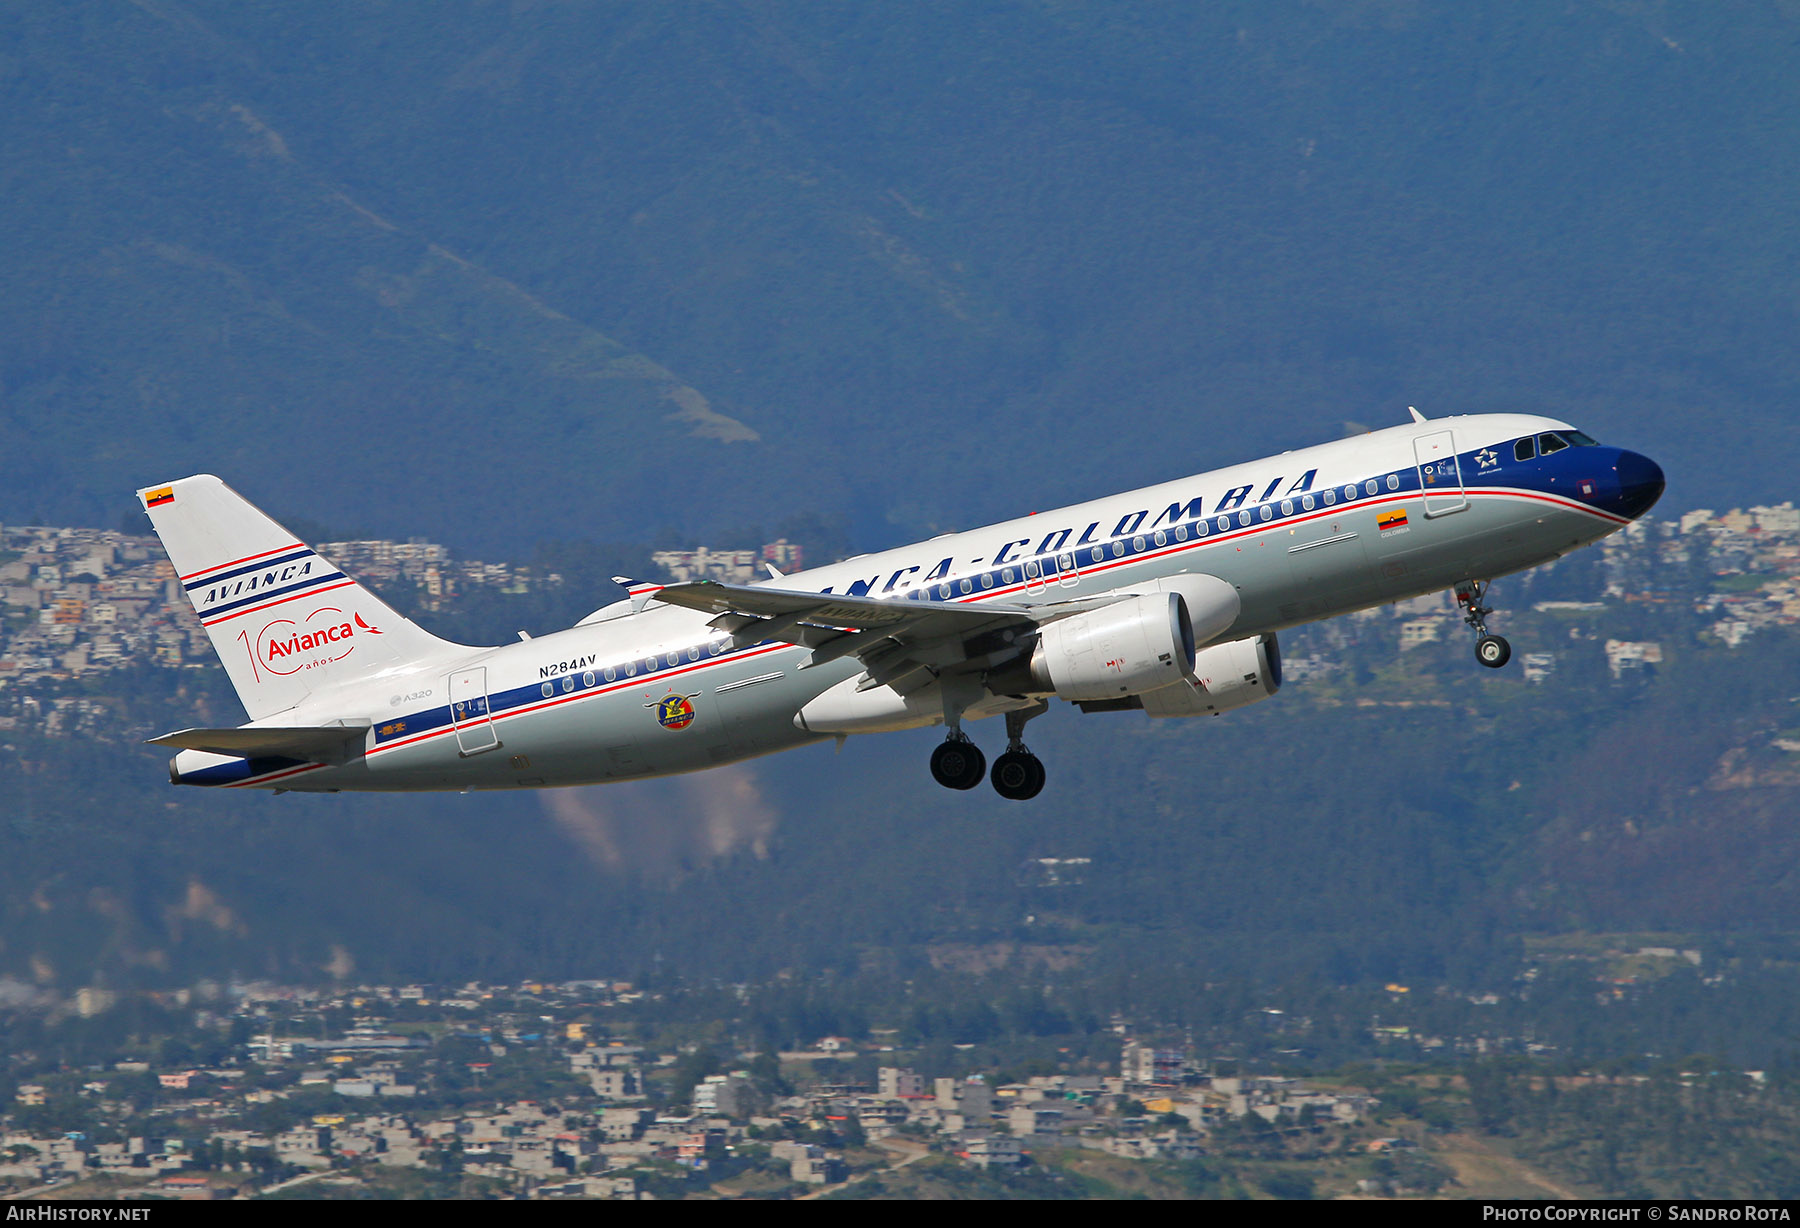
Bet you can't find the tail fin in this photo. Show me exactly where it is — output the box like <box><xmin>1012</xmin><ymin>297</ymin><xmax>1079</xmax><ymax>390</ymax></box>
<box><xmin>137</xmin><ymin>475</ymin><xmax>467</xmax><ymax>721</ymax></box>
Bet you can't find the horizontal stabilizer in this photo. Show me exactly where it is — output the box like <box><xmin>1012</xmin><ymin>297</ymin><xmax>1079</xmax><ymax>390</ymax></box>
<box><xmin>148</xmin><ymin>723</ymin><xmax>372</xmax><ymax>763</ymax></box>
<box><xmin>611</xmin><ymin>576</ymin><xmax>664</xmax><ymax>614</ymax></box>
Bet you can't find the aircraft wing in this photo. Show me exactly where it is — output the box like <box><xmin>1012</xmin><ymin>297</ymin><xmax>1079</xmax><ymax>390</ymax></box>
<box><xmin>652</xmin><ymin>579</ymin><xmax>1026</xmax><ymax>633</ymax></box>
<box><xmin>652</xmin><ymin>580</ymin><xmax>1115</xmax><ymax>691</ymax></box>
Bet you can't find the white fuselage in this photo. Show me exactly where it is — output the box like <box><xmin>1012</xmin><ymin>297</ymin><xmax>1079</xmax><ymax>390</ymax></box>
<box><xmin>171</xmin><ymin>413</ymin><xmax>1654</xmax><ymax>791</ymax></box>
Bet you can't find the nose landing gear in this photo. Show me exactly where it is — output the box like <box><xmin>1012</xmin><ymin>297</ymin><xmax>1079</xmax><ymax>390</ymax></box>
<box><xmin>1456</xmin><ymin>579</ymin><xmax>1512</xmax><ymax>669</ymax></box>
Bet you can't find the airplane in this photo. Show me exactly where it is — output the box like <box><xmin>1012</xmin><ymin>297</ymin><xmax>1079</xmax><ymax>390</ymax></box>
<box><xmin>140</xmin><ymin>410</ymin><xmax>1663</xmax><ymax>801</ymax></box>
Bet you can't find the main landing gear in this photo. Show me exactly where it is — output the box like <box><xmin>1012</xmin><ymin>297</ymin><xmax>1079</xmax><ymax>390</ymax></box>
<box><xmin>929</xmin><ymin>734</ymin><xmax>986</xmax><ymax>791</ymax></box>
<box><xmin>991</xmin><ymin>703</ymin><xmax>1048</xmax><ymax>801</ymax></box>
<box><xmin>929</xmin><ymin>700</ymin><xmax>1048</xmax><ymax>800</ymax></box>
<box><xmin>1456</xmin><ymin>579</ymin><xmax>1512</xmax><ymax>669</ymax></box>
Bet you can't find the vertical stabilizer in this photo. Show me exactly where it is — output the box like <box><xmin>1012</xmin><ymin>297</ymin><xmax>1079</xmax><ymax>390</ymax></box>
<box><xmin>136</xmin><ymin>476</ymin><xmax>468</xmax><ymax>721</ymax></box>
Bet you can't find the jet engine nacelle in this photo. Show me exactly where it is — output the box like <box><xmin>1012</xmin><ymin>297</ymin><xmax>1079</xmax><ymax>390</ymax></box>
<box><xmin>1139</xmin><ymin>633</ymin><xmax>1282</xmax><ymax>717</ymax></box>
<box><xmin>1027</xmin><ymin>591</ymin><xmax>1197</xmax><ymax>702</ymax></box>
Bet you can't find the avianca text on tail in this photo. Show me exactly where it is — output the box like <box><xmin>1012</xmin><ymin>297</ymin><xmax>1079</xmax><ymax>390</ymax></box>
<box><xmin>139</xmin><ymin>410</ymin><xmax>1663</xmax><ymax>800</ymax></box>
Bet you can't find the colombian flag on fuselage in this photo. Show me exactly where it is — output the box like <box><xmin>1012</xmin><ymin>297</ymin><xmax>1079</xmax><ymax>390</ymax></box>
<box><xmin>1377</xmin><ymin>508</ymin><xmax>1408</xmax><ymax>531</ymax></box>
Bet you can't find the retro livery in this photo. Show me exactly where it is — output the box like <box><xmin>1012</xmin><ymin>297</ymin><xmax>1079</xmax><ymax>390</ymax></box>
<box><xmin>141</xmin><ymin>411</ymin><xmax>1663</xmax><ymax>800</ymax></box>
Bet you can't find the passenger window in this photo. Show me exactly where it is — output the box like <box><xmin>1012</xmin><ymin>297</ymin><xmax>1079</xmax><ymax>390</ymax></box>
<box><xmin>1001</xmin><ymin>568</ymin><xmax>1015</xmax><ymax>584</ymax></box>
<box><xmin>540</xmin><ymin>682</ymin><xmax>553</xmax><ymax>698</ymax></box>
<box><xmin>1215</xmin><ymin>516</ymin><xmax>1229</xmax><ymax>532</ymax></box>
<box><xmin>1323</xmin><ymin>489</ymin><xmax>1336</xmax><ymax>506</ymax></box>
<box><xmin>583</xmin><ymin>671</ymin><xmax>595</xmax><ymax>688</ymax></box>
<box><xmin>1025</xmin><ymin>559</ymin><xmax>1040</xmax><ymax>577</ymax></box>
<box><xmin>1237</xmin><ymin>510</ymin><xmax>1251</xmax><ymax>527</ymax></box>
<box><xmin>625</xmin><ymin>662</ymin><xmax>637</xmax><ymax>677</ymax></box>
<box><xmin>1280</xmin><ymin>500</ymin><xmax>1293</xmax><ymax>516</ymax></box>
<box><xmin>1174</xmin><ymin>524</ymin><xmax>1188</xmax><ymax>541</ymax></box>
<box><xmin>1258</xmin><ymin>505</ymin><xmax>1272</xmax><ymax>522</ymax></box>
<box><xmin>688</xmin><ymin>646</ymin><xmax>700</xmax><ymax>662</ymax></box>
<box><xmin>1090</xmin><ymin>546</ymin><xmax>1104</xmax><ymax>563</ymax></box>
<box><xmin>1386</xmin><ymin>474</ymin><xmax>1399</xmax><ymax>491</ymax></box>
<box><xmin>665</xmin><ymin>651</ymin><xmax>678</xmax><ymax>667</ymax></box>
<box><xmin>1364</xmin><ymin>479</ymin><xmax>1378</xmax><ymax>496</ymax></box>
<box><xmin>1539</xmin><ymin>432</ymin><xmax>1569</xmax><ymax>454</ymax></box>
<box><xmin>1154</xmin><ymin>529</ymin><xmax>1167</xmax><ymax>547</ymax></box>
<box><xmin>604</xmin><ymin>666</ymin><xmax>617</xmax><ymax>681</ymax></box>
<box><xmin>1132</xmin><ymin>535</ymin><xmax>1146</xmax><ymax>552</ymax></box>
<box><xmin>980</xmin><ymin>572</ymin><xmax>994</xmax><ymax>589</ymax></box>
<box><xmin>1342</xmin><ymin>485</ymin><xmax>1357</xmax><ymax>501</ymax></box>
<box><xmin>1111</xmin><ymin>541</ymin><xmax>1125</xmax><ymax>557</ymax></box>
<box><xmin>959</xmin><ymin>578</ymin><xmax>972</xmax><ymax>594</ymax></box>
<box><xmin>1515</xmin><ymin>437</ymin><xmax>1536</xmax><ymax>462</ymax></box>
<box><xmin>938</xmin><ymin>584</ymin><xmax>952</xmax><ymax>599</ymax></box>
<box><xmin>562</xmin><ymin>676</ymin><xmax>574</xmax><ymax>693</ymax></box>
<box><xmin>1302</xmin><ymin>494</ymin><xmax>1315</xmax><ymax>511</ymax></box>
<box><xmin>708</xmin><ymin>641</ymin><xmax>722</xmax><ymax>655</ymax></box>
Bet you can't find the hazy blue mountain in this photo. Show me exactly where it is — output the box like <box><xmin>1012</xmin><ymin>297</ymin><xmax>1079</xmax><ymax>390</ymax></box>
<box><xmin>6</xmin><ymin>3</ymin><xmax>1800</xmax><ymax>1050</ymax></box>
<box><xmin>4</xmin><ymin>3</ymin><xmax>1798</xmax><ymax>556</ymax></box>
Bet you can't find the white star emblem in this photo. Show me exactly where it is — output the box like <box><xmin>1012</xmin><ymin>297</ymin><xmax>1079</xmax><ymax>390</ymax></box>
<box><xmin>1475</xmin><ymin>448</ymin><xmax>1498</xmax><ymax>469</ymax></box>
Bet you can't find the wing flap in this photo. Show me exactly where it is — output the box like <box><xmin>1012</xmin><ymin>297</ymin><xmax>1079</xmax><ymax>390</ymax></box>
<box><xmin>654</xmin><ymin>579</ymin><xmax>955</xmax><ymax>629</ymax></box>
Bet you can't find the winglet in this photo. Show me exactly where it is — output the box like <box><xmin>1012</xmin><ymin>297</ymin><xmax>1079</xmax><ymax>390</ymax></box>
<box><xmin>765</xmin><ymin>562</ymin><xmax>785</xmax><ymax>579</ymax></box>
<box><xmin>612</xmin><ymin>576</ymin><xmax>665</xmax><ymax>613</ymax></box>
<box><xmin>1408</xmin><ymin>405</ymin><xmax>1428</xmax><ymax>424</ymax></box>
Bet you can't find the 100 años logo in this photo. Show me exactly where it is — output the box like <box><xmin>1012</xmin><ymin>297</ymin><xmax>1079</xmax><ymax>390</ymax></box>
<box><xmin>241</xmin><ymin>607</ymin><xmax>382</xmax><ymax>679</ymax></box>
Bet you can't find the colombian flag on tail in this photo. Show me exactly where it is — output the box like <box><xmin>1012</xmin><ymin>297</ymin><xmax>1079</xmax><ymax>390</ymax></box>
<box><xmin>144</xmin><ymin>486</ymin><xmax>175</xmax><ymax>508</ymax></box>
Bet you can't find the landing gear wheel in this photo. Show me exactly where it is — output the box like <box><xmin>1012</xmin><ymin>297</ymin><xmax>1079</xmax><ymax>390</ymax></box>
<box><xmin>930</xmin><ymin>738</ymin><xmax>986</xmax><ymax>790</ymax></box>
<box><xmin>1457</xmin><ymin>579</ymin><xmax>1512</xmax><ymax>671</ymax></box>
<box><xmin>1475</xmin><ymin>635</ymin><xmax>1512</xmax><ymax>669</ymax></box>
<box><xmin>990</xmin><ymin>751</ymin><xmax>1046</xmax><ymax>801</ymax></box>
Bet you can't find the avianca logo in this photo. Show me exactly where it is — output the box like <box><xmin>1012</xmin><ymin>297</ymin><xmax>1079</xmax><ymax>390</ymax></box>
<box><xmin>199</xmin><ymin>558</ymin><xmax>315</xmax><ymax>607</ymax></box>
<box><xmin>251</xmin><ymin>608</ymin><xmax>380</xmax><ymax>677</ymax></box>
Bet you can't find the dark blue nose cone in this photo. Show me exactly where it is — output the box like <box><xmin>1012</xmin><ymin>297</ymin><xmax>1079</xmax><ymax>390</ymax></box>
<box><xmin>1615</xmin><ymin>450</ymin><xmax>1665</xmax><ymax>520</ymax></box>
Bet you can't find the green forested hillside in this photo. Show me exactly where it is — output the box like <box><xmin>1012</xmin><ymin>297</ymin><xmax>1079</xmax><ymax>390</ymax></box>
<box><xmin>4</xmin><ymin>3</ymin><xmax>1798</xmax><ymax>551</ymax></box>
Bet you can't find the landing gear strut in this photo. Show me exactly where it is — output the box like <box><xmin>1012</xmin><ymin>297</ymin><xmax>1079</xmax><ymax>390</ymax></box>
<box><xmin>990</xmin><ymin>702</ymin><xmax>1047</xmax><ymax>801</ymax></box>
<box><xmin>932</xmin><ymin>679</ymin><xmax>988</xmax><ymax>791</ymax></box>
<box><xmin>1456</xmin><ymin>579</ymin><xmax>1511</xmax><ymax>669</ymax></box>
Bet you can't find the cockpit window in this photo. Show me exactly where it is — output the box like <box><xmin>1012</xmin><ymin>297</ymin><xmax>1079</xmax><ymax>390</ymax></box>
<box><xmin>1514</xmin><ymin>437</ymin><xmax>1536</xmax><ymax>462</ymax></box>
<box><xmin>1538</xmin><ymin>431</ymin><xmax>1570</xmax><ymax>455</ymax></box>
<box><xmin>1565</xmin><ymin>430</ymin><xmax>1598</xmax><ymax>446</ymax></box>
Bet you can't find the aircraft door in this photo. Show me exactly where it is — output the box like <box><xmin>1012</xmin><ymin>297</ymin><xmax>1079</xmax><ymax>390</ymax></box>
<box><xmin>448</xmin><ymin>666</ymin><xmax>501</xmax><ymax>756</ymax></box>
<box><xmin>1023</xmin><ymin>555</ymin><xmax>1047</xmax><ymax>594</ymax></box>
<box><xmin>1413</xmin><ymin>430</ymin><xmax>1468</xmax><ymax>517</ymax></box>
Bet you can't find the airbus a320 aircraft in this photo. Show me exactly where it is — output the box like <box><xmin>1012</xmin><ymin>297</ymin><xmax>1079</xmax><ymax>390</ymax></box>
<box><xmin>140</xmin><ymin>411</ymin><xmax>1662</xmax><ymax>801</ymax></box>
